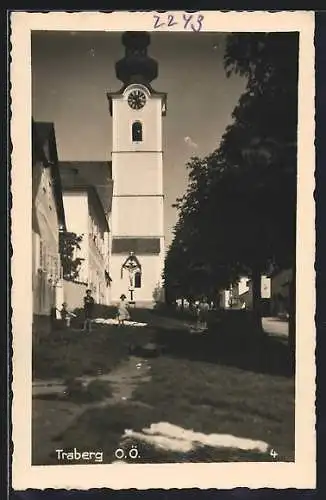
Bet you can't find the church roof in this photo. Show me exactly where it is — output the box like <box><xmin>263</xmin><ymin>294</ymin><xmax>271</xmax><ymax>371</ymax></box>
<box><xmin>59</xmin><ymin>161</ymin><xmax>113</xmax><ymax>217</ymax></box>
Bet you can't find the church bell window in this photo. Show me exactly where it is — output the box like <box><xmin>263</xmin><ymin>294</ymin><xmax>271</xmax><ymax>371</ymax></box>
<box><xmin>132</xmin><ymin>121</ymin><xmax>143</xmax><ymax>142</ymax></box>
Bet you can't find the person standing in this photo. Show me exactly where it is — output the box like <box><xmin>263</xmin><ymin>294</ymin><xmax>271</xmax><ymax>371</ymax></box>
<box><xmin>194</xmin><ymin>299</ymin><xmax>200</xmax><ymax>325</ymax></box>
<box><xmin>197</xmin><ymin>296</ymin><xmax>210</xmax><ymax>331</ymax></box>
<box><xmin>117</xmin><ymin>294</ymin><xmax>130</xmax><ymax>326</ymax></box>
<box><xmin>83</xmin><ymin>289</ymin><xmax>95</xmax><ymax>333</ymax></box>
<box><xmin>59</xmin><ymin>302</ymin><xmax>76</xmax><ymax>328</ymax></box>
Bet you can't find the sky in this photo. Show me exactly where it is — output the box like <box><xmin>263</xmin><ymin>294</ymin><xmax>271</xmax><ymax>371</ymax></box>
<box><xmin>31</xmin><ymin>31</ymin><xmax>246</xmax><ymax>248</ymax></box>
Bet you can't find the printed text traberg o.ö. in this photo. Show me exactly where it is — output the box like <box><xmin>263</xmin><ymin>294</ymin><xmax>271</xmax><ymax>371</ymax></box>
<box><xmin>55</xmin><ymin>448</ymin><xmax>104</xmax><ymax>463</ymax></box>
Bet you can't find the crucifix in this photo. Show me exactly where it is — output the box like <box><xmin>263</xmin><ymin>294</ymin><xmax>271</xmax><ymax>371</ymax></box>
<box><xmin>128</xmin><ymin>265</ymin><xmax>135</xmax><ymax>302</ymax></box>
<box><xmin>122</xmin><ymin>252</ymin><xmax>141</xmax><ymax>303</ymax></box>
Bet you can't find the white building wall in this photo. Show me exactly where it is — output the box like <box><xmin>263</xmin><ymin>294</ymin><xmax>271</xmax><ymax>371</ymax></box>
<box><xmin>112</xmin><ymin>87</ymin><xmax>162</xmax><ymax>152</ymax></box>
<box><xmin>87</xmin><ymin>198</ymin><xmax>111</xmax><ymax>305</ymax></box>
<box><xmin>112</xmin><ymin>152</ymin><xmax>163</xmax><ymax>195</ymax></box>
<box><xmin>261</xmin><ymin>275</ymin><xmax>271</xmax><ymax>299</ymax></box>
<box><xmin>62</xmin><ymin>191</ymin><xmax>111</xmax><ymax>306</ymax></box>
<box><xmin>110</xmin><ymin>237</ymin><xmax>165</xmax><ymax>305</ymax></box>
<box><xmin>35</xmin><ymin>166</ymin><xmax>60</xmax><ymax>249</ymax></box>
<box><xmin>238</xmin><ymin>277</ymin><xmax>250</xmax><ymax>296</ymax></box>
<box><xmin>111</xmin><ymin>196</ymin><xmax>164</xmax><ymax>236</ymax></box>
<box><xmin>62</xmin><ymin>192</ymin><xmax>89</xmax><ymax>284</ymax></box>
<box><xmin>236</xmin><ymin>275</ymin><xmax>271</xmax><ymax>299</ymax></box>
<box><xmin>88</xmin><ymin>233</ymin><xmax>107</xmax><ymax>305</ymax></box>
<box><xmin>33</xmin><ymin>162</ymin><xmax>61</xmax><ymax>317</ymax></box>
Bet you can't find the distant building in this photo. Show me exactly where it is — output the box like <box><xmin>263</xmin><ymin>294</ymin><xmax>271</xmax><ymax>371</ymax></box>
<box><xmin>219</xmin><ymin>289</ymin><xmax>231</xmax><ymax>309</ymax></box>
<box><xmin>220</xmin><ymin>274</ymin><xmax>271</xmax><ymax>313</ymax></box>
<box><xmin>59</xmin><ymin>162</ymin><xmax>113</xmax><ymax>308</ymax></box>
<box><xmin>269</xmin><ymin>268</ymin><xmax>293</xmax><ymax>318</ymax></box>
<box><xmin>32</xmin><ymin>120</ymin><xmax>66</xmax><ymax>331</ymax></box>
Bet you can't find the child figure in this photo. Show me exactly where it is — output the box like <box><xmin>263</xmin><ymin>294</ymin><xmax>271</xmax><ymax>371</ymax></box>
<box><xmin>117</xmin><ymin>294</ymin><xmax>130</xmax><ymax>326</ymax></box>
<box><xmin>60</xmin><ymin>302</ymin><xmax>76</xmax><ymax>328</ymax></box>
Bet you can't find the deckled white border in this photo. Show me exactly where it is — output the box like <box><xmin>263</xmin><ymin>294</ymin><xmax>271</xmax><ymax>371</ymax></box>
<box><xmin>10</xmin><ymin>10</ymin><xmax>316</xmax><ymax>490</ymax></box>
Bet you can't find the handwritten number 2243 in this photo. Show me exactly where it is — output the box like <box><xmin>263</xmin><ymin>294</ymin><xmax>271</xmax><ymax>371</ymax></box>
<box><xmin>153</xmin><ymin>13</ymin><xmax>204</xmax><ymax>32</ymax></box>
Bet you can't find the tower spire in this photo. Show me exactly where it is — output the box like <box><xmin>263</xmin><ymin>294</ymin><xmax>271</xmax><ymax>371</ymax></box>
<box><xmin>115</xmin><ymin>32</ymin><xmax>158</xmax><ymax>86</ymax></box>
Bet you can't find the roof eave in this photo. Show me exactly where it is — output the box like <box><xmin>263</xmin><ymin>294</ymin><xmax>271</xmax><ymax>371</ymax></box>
<box><xmin>32</xmin><ymin>119</ymin><xmax>67</xmax><ymax>230</ymax></box>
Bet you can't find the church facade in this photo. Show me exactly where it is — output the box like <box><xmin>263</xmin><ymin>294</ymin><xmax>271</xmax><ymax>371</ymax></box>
<box><xmin>107</xmin><ymin>32</ymin><xmax>166</xmax><ymax>307</ymax></box>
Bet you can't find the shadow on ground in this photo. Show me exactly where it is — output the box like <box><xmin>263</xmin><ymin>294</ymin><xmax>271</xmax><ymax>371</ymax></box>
<box><xmin>151</xmin><ymin>325</ymin><xmax>293</xmax><ymax>378</ymax></box>
<box><xmin>113</xmin><ymin>308</ymin><xmax>293</xmax><ymax>378</ymax></box>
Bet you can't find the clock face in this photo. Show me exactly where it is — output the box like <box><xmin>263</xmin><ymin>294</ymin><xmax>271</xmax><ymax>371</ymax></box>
<box><xmin>128</xmin><ymin>90</ymin><xmax>146</xmax><ymax>110</ymax></box>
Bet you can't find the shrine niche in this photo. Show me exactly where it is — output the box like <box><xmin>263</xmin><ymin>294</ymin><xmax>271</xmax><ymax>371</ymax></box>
<box><xmin>134</xmin><ymin>270</ymin><xmax>141</xmax><ymax>288</ymax></box>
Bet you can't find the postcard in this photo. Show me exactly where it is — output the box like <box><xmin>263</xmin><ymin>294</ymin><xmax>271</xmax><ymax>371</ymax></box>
<box><xmin>10</xmin><ymin>10</ymin><xmax>316</xmax><ymax>490</ymax></box>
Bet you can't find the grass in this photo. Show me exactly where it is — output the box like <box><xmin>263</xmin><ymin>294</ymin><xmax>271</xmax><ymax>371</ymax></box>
<box><xmin>47</xmin><ymin>346</ymin><xmax>294</xmax><ymax>464</ymax></box>
<box><xmin>64</xmin><ymin>378</ymin><xmax>113</xmax><ymax>403</ymax></box>
<box><xmin>33</xmin><ymin>310</ymin><xmax>295</xmax><ymax>464</ymax></box>
<box><xmin>33</xmin><ymin>322</ymin><xmax>154</xmax><ymax>380</ymax></box>
<box><xmin>33</xmin><ymin>378</ymin><xmax>113</xmax><ymax>404</ymax></box>
<box><xmin>132</xmin><ymin>356</ymin><xmax>295</xmax><ymax>460</ymax></box>
<box><xmin>151</xmin><ymin>302</ymin><xmax>196</xmax><ymax>322</ymax></box>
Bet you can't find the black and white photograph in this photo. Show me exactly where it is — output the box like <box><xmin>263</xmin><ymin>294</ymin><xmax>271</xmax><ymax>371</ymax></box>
<box><xmin>11</xmin><ymin>11</ymin><xmax>315</xmax><ymax>490</ymax></box>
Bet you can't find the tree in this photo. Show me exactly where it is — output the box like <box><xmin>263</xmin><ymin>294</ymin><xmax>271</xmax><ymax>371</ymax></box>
<box><xmin>59</xmin><ymin>231</ymin><xmax>84</xmax><ymax>281</ymax></box>
<box><xmin>222</xmin><ymin>33</ymin><xmax>298</xmax><ymax>332</ymax></box>
<box><xmin>165</xmin><ymin>32</ymin><xmax>298</xmax><ymax>340</ymax></box>
<box><xmin>164</xmin><ymin>153</ymin><xmax>242</xmax><ymax>303</ymax></box>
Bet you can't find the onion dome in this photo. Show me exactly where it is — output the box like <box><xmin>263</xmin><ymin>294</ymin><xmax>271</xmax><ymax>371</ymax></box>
<box><xmin>115</xmin><ymin>32</ymin><xmax>158</xmax><ymax>85</ymax></box>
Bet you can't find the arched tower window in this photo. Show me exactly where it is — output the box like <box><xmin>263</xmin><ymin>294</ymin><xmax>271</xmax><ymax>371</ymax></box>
<box><xmin>132</xmin><ymin>121</ymin><xmax>143</xmax><ymax>142</ymax></box>
<box><xmin>134</xmin><ymin>271</ymin><xmax>142</xmax><ymax>289</ymax></box>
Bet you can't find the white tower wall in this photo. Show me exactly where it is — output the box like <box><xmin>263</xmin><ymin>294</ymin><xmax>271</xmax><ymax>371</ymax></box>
<box><xmin>109</xmin><ymin>84</ymin><xmax>165</xmax><ymax>307</ymax></box>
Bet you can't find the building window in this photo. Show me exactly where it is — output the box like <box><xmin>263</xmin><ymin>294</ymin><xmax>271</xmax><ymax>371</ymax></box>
<box><xmin>40</xmin><ymin>240</ymin><xmax>47</xmax><ymax>271</ymax></box>
<box><xmin>134</xmin><ymin>271</ymin><xmax>142</xmax><ymax>289</ymax></box>
<box><xmin>132</xmin><ymin>121</ymin><xmax>143</xmax><ymax>142</ymax></box>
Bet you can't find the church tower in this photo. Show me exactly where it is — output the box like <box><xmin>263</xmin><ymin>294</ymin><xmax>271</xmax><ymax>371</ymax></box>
<box><xmin>107</xmin><ymin>32</ymin><xmax>167</xmax><ymax>307</ymax></box>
